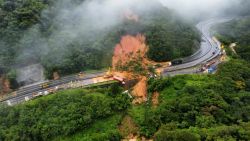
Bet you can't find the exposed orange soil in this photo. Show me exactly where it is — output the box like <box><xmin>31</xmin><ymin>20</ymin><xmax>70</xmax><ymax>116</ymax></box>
<box><xmin>112</xmin><ymin>34</ymin><xmax>171</xmax><ymax>75</ymax></box>
<box><xmin>112</xmin><ymin>34</ymin><xmax>166</xmax><ymax>104</ymax></box>
<box><xmin>112</xmin><ymin>10</ymin><xmax>171</xmax><ymax>105</ymax></box>
<box><xmin>112</xmin><ymin>34</ymin><xmax>147</xmax><ymax>69</ymax></box>
<box><xmin>92</xmin><ymin>76</ymin><xmax>113</xmax><ymax>83</ymax></box>
<box><xmin>112</xmin><ymin>33</ymin><xmax>170</xmax><ymax>104</ymax></box>
<box><xmin>132</xmin><ymin>76</ymin><xmax>147</xmax><ymax>104</ymax></box>
<box><xmin>53</xmin><ymin>72</ymin><xmax>60</xmax><ymax>80</ymax></box>
<box><xmin>113</xmin><ymin>71</ymin><xmax>134</xmax><ymax>80</ymax></box>
<box><xmin>119</xmin><ymin>116</ymin><xmax>139</xmax><ymax>139</ymax></box>
<box><xmin>152</xmin><ymin>92</ymin><xmax>160</xmax><ymax>107</ymax></box>
<box><xmin>0</xmin><ymin>75</ymin><xmax>11</xmax><ymax>97</ymax></box>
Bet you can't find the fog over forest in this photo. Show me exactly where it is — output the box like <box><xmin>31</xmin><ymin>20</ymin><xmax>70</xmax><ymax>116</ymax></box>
<box><xmin>0</xmin><ymin>0</ymin><xmax>247</xmax><ymax>85</ymax></box>
<box><xmin>159</xmin><ymin>0</ymin><xmax>240</xmax><ymax>17</ymax></box>
<box><xmin>1</xmin><ymin>0</ymin><xmax>250</xmax><ymax>140</ymax></box>
<box><xmin>18</xmin><ymin>0</ymin><xmax>241</xmax><ymax>62</ymax></box>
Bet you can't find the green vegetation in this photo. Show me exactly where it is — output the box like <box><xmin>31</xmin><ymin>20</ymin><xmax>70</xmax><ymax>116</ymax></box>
<box><xmin>0</xmin><ymin>0</ymin><xmax>49</xmax><ymax>72</ymax></box>
<box><xmin>0</xmin><ymin>0</ymin><xmax>199</xmax><ymax>80</ymax></box>
<box><xmin>215</xmin><ymin>17</ymin><xmax>250</xmax><ymax>62</ymax></box>
<box><xmin>0</xmin><ymin>86</ymin><xmax>131</xmax><ymax>141</ymax></box>
<box><xmin>144</xmin><ymin>11</ymin><xmax>200</xmax><ymax>62</ymax></box>
<box><xmin>54</xmin><ymin>114</ymin><xmax>123</xmax><ymax>141</ymax></box>
<box><xmin>123</xmin><ymin>17</ymin><xmax>250</xmax><ymax>140</ymax></box>
<box><xmin>127</xmin><ymin>59</ymin><xmax>250</xmax><ymax>140</ymax></box>
<box><xmin>2</xmin><ymin>1</ymin><xmax>250</xmax><ymax>141</ymax></box>
<box><xmin>2</xmin><ymin>59</ymin><xmax>249</xmax><ymax>140</ymax></box>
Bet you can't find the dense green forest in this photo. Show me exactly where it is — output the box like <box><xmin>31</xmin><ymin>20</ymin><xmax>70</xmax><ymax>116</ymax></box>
<box><xmin>215</xmin><ymin>17</ymin><xmax>250</xmax><ymax>63</ymax></box>
<box><xmin>1</xmin><ymin>57</ymin><xmax>250</xmax><ymax>140</ymax></box>
<box><xmin>0</xmin><ymin>0</ymin><xmax>199</xmax><ymax>79</ymax></box>
<box><xmin>1</xmin><ymin>0</ymin><xmax>250</xmax><ymax>140</ymax></box>
<box><xmin>124</xmin><ymin>17</ymin><xmax>250</xmax><ymax>140</ymax></box>
<box><xmin>128</xmin><ymin>17</ymin><xmax>250</xmax><ymax>140</ymax></box>
<box><xmin>1</xmin><ymin>19</ymin><xmax>250</xmax><ymax>140</ymax></box>
<box><xmin>0</xmin><ymin>85</ymin><xmax>131</xmax><ymax>141</ymax></box>
<box><xmin>141</xmin><ymin>7</ymin><xmax>200</xmax><ymax>62</ymax></box>
<box><xmin>129</xmin><ymin>59</ymin><xmax>250</xmax><ymax>140</ymax></box>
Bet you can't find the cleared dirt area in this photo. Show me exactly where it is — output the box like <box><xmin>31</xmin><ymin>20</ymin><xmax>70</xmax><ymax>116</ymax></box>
<box><xmin>119</xmin><ymin>115</ymin><xmax>153</xmax><ymax>141</ymax></box>
<box><xmin>132</xmin><ymin>77</ymin><xmax>147</xmax><ymax>104</ymax></box>
<box><xmin>0</xmin><ymin>75</ymin><xmax>11</xmax><ymax>98</ymax></box>
<box><xmin>152</xmin><ymin>92</ymin><xmax>160</xmax><ymax>108</ymax></box>
<box><xmin>112</xmin><ymin>34</ymin><xmax>147</xmax><ymax>69</ymax></box>
<box><xmin>119</xmin><ymin>116</ymin><xmax>139</xmax><ymax>139</ymax></box>
<box><xmin>111</xmin><ymin>33</ymin><xmax>169</xmax><ymax>104</ymax></box>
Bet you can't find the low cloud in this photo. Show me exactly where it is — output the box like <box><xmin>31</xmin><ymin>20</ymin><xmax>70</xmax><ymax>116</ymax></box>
<box><xmin>159</xmin><ymin>0</ymin><xmax>240</xmax><ymax>18</ymax></box>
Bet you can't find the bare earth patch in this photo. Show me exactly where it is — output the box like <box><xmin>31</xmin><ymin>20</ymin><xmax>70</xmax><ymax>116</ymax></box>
<box><xmin>112</xmin><ymin>34</ymin><xmax>148</xmax><ymax>69</ymax></box>
<box><xmin>119</xmin><ymin>116</ymin><xmax>139</xmax><ymax>139</ymax></box>
<box><xmin>0</xmin><ymin>75</ymin><xmax>11</xmax><ymax>98</ymax></box>
<box><xmin>53</xmin><ymin>72</ymin><xmax>60</xmax><ymax>80</ymax></box>
<box><xmin>152</xmin><ymin>92</ymin><xmax>160</xmax><ymax>108</ymax></box>
<box><xmin>132</xmin><ymin>77</ymin><xmax>148</xmax><ymax>104</ymax></box>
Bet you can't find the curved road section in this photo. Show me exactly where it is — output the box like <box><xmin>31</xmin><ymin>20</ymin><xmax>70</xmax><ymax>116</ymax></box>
<box><xmin>163</xmin><ymin>17</ymin><xmax>232</xmax><ymax>75</ymax></box>
<box><xmin>1</xmin><ymin>17</ymin><xmax>232</xmax><ymax>105</ymax></box>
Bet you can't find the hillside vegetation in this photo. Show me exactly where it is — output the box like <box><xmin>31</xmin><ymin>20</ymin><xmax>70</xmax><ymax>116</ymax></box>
<box><xmin>130</xmin><ymin>59</ymin><xmax>250</xmax><ymax>140</ymax></box>
<box><xmin>126</xmin><ymin>17</ymin><xmax>250</xmax><ymax>140</ymax></box>
<box><xmin>2</xmin><ymin>1</ymin><xmax>250</xmax><ymax>141</ymax></box>
<box><xmin>215</xmin><ymin>17</ymin><xmax>250</xmax><ymax>62</ymax></box>
<box><xmin>141</xmin><ymin>7</ymin><xmax>200</xmax><ymax>62</ymax></box>
<box><xmin>1</xmin><ymin>21</ymin><xmax>250</xmax><ymax>139</ymax></box>
<box><xmin>0</xmin><ymin>0</ymin><xmax>199</xmax><ymax>80</ymax></box>
<box><xmin>0</xmin><ymin>86</ymin><xmax>131</xmax><ymax>141</ymax></box>
<box><xmin>1</xmin><ymin>60</ymin><xmax>249</xmax><ymax>140</ymax></box>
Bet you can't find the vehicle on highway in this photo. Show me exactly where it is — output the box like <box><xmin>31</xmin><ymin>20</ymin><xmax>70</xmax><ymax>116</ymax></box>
<box><xmin>208</xmin><ymin>65</ymin><xmax>217</xmax><ymax>74</ymax></box>
<box><xmin>32</xmin><ymin>92</ymin><xmax>43</xmax><ymax>99</ymax></box>
<box><xmin>200</xmin><ymin>60</ymin><xmax>217</xmax><ymax>72</ymax></box>
<box><xmin>78</xmin><ymin>72</ymin><xmax>85</xmax><ymax>78</ymax></box>
<box><xmin>171</xmin><ymin>59</ymin><xmax>183</xmax><ymax>66</ymax></box>
<box><xmin>1</xmin><ymin>18</ymin><xmax>231</xmax><ymax>106</ymax></box>
<box><xmin>113</xmin><ymin>76</ymin><xmax>126</xmax><ymax>84</ymax></box>
<box><xmin>25</xmin><ymin>96</ymin><xmax>30</xmax><ymax>101</ymax></box>
<box><xmin>40</xmin><ymin>82</ymin><xmax>51</xmax><ymax>89</ymax></box>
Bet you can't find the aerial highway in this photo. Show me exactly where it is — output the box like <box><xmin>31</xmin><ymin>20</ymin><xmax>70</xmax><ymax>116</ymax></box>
<box><xmin>1</xmin><ymin>72</ymin><xmax>106</xmax><ymax>105</ymax></box>
<box><xmin>0</xmin><ymin>17</ymin><xmax>232</xmax><ymax>106</ymax></box>
<box><xmin>162</xmin><ymin>18</ymin><xmax>232</xmax><ymax>76</ymax></box>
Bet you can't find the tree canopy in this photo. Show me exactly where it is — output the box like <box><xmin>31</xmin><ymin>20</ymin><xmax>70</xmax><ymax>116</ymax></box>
<box><xmin>0</xmin><ymin>0</ymin><xmax>200</xmax><ymax>79</ymax></box>
<box><xmin>0</xmin><ymin>85</ymin><xmax>131</xmax><ymax>141</ymax></box>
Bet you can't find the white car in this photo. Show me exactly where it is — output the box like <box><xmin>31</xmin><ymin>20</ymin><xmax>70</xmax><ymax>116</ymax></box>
<box><xmin>43</xmin><ymin>91</ymin><xmax>49</xmax><ymax>95</ymax></box>
<box><xmin>7</xmin><ymin>100</ymin><xmax>12</xmax><ymax>106</ymax></box>
<box><xmin>25</xmin><ymin>96</ymin><xmax>30</xmax><ymax>101</ymax></box>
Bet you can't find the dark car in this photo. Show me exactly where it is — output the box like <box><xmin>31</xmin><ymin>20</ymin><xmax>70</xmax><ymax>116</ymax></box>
<box><xmin>171</xmin><ymin>59</ymin><xmax>183</xmax><ymax>66</ymax></box>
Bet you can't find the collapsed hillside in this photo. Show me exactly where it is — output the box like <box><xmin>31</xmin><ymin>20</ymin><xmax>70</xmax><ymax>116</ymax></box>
<box><xmin>0</xmin><ymin>0</ymin><xmax>200</xmax><ymax>91</ymax></box>
<box><xmin>0</xmin><ymin>75</ymin><xmax>11</xmax><ymax>98</ymax></box>
<box><xmin>112</xmin><ymin>34</ymin><xmax>147</xmax><ymax>71</ymax></box>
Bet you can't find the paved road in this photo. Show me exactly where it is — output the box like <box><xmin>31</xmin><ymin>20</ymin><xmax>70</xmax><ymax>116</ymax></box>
<box><xmin>1</xmin><ymin>17</ymin><xmax>232</xmax><ymax>105</ymax></box>
<box><xmin>1</xmin><ymin>72</ymin><xmax>106</xmax><ymax>105</ymax></box>
<box><xmin>162</xmin><ymin>17</ymin><xmax>232</xmax><ymax>76</ymax></box>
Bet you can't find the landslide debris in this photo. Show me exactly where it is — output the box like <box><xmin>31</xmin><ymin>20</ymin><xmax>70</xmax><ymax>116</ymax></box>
<box><xmin>0</xmin><ymin>75</ymin><xmax>11</xmax><ymax>98</ymax></box>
